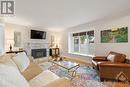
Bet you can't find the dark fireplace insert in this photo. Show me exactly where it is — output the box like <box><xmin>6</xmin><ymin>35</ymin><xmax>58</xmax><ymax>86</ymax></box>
<box><xmin>31</xmin><ymin>48</ymin><xmax>46</xmax><ymax>58</ymax></box>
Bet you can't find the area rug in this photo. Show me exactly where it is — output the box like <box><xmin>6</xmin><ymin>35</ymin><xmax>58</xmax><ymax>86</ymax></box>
<box><xmin>39</xmin><ymin>61</ymin><xmax>125</xmax><ymax>87</ymax></box>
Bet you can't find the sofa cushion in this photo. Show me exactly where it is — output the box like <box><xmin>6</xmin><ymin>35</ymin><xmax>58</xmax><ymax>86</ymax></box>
<box><xmin>92</xmin><ymin>60</ymin><xmax>111</xmax><ymax>68</ymax></box>
<box><xmin>29</xmin><ymin>70</ymin><xmax>59</xmax><ymax>87</ymax></box>
<box><xmin>114</xmin><ymin>54</ymin><xmax>126</xmax><ymax>63</ymax></box>
<box><xmin>22</xmin><ymin>62</ymin><xmax>43</xmax><ymax>81</ymax></box>
<box><xmin>12</xmin><ymin>52</ymin><xmax>30</xmax><ymax>72</ymax></box>
<box><xmin>0</xmin><ymin>64</ymin><xmax>29</xmax><ymax>87</ymax></box>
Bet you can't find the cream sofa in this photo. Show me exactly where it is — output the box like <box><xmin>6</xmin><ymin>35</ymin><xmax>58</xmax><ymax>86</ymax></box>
<box><xmin>0</xmin><ymin>53</ymin><xmax>70</xmax><ymax>87</ymax></box>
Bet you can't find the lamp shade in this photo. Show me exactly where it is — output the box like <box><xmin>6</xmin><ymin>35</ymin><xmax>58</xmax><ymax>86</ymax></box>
<box><xmin>6</xmin><ymin>39</ymin><xmax>14</xmax><ymax>45</ymax></box>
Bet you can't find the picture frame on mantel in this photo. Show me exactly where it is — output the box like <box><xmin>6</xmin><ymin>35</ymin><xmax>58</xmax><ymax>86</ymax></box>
<box><xmin>101</xmin><ymin>27</ymin><xmax>128</xmax><ymax>43</ymax></box>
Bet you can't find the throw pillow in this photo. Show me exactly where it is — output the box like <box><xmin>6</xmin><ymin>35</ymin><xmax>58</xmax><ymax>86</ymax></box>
<box><xmin>107</xmin><ymin>54</ymin><xmax>115</xmax><ymax>62</ymax></box>
<box><xmin>12</xmin><ymin>52</ymin><xmax>30</xmax><ymax>72</ymax></box>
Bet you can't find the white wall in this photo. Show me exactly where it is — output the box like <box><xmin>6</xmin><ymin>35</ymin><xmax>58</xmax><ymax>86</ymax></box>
<box><xmin>59</xmin><ymin>14</ymin><xmax>130</xmax><ymax>61</ymax></box>
<box><xmin>0</xmin><ymin>24</ymin><xmax>5</xmax><ymax>55</ymax></box>
<box><xmin>3</xmin><ymin>14</ymin><xmax>130</xmax><ymax>60</ymax></box>
<box><xmin>95</xmin><ymin>16</ymin><xmax>130</xmax><ymax>58</ymax></box>
<box><xmin>5</xmin><ymin>23</ymin><xmax>57</xmax><ymax>56</ymax></box>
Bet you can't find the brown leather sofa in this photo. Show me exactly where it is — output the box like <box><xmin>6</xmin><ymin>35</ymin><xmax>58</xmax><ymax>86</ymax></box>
<box><xmin>92</xmin><ymin>51</ymin><xmax>130</xmax><ymax>81</ymax></box>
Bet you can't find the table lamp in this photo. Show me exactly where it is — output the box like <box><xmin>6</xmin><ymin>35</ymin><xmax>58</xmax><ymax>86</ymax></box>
<box><xmin>6</xmin><ymin>39</ymin><xmax>14</xmax><ymax>52</ymax></box>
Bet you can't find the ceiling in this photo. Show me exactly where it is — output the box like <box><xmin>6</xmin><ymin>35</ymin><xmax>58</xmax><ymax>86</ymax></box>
<box><xmin>3</xmin><ymin>0</ymin><xmax>130</xmax><ymax>31</ymax></box>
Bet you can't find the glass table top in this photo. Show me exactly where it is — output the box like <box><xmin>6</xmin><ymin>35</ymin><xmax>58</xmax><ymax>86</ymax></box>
<box><xmin>50</xmin><ymin>60</ymin><xmax>79</xmax><ymax>70</ymax></box>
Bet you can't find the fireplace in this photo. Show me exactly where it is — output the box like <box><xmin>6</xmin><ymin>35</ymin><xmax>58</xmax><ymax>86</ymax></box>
<box><xmin>31</xmin><ymin>48</ymin><xmax>46</xmax><ymax>58</ymax></box>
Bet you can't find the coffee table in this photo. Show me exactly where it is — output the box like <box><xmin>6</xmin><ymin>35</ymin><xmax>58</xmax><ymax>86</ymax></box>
<box><xmin>49</xmin><ymin>60</ymin><xmax>80</xmax><ymax>77</ymax></box>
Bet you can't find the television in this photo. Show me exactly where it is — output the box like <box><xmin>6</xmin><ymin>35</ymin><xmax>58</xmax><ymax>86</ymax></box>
<box><xmin>31</xmin><ymin>30</ymin><xmax>46</xmax><ymax>39</ymax></box>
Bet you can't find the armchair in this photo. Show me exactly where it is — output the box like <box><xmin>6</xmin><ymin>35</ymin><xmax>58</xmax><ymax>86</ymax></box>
<box><xmin>92</xmin><ymin>51</ymin><xmax>130</xmax><ymax>81</ymax></box>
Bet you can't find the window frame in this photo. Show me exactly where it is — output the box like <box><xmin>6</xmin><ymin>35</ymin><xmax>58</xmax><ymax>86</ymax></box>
<box><xmin>68</xmin><ymin>29</ymin><xmax>95</xmax><ymax>57</ymax></box>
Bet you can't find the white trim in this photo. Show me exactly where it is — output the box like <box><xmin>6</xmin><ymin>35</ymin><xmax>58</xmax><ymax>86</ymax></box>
<box><xmin>69</xmin><ymin>28</ymin><xmax>95</xmax><ymax>33</ymax></box>
<box><xmin>69</xmin><ymin>52</ymin><xmax>95</xmax><ymax>58</ymax></box>
<box><xmin>68</xmin><ymin>29</ymin><xmax>95</xmax><ymax>57</ymax></box>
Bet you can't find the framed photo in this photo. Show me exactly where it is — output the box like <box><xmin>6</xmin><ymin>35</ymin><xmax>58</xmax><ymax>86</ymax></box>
<box><xmin>14</xmin><ymin>32</ymin><xmax>21</xmax><ymax>47</ymax></box>
<box><xmin>101</xmin><ymin>27</ymin><xmax>128</xmax><ymax>43</ymax></box>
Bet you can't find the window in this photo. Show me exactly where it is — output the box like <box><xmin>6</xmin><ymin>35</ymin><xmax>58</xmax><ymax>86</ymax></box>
<box><xmin>69</xmin><ymin>30</ymin><xmax>95</xmax><ymax>56</ymax></box>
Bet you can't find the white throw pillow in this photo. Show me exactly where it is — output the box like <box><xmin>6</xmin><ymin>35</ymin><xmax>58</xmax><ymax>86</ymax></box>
<box><xmin>0</xmin><ymin>64</ymin><xmax>29</xmax><ymax>87</ymax></box>
<box><xmin>107</xmin><ymin>54</ymin><xmax>115</xmax><ymax>62</ymax></box>
<box><xmin>12</xmin><ymin>52</ymin><xmax>30</xmax><ymax>72</ymax></box>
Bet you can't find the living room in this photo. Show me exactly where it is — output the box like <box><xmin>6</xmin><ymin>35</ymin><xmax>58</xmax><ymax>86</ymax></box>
<box><xmin>0</xmin><ymin>0</ymin><xmax>130</xmax><ymax>87</ymax></box>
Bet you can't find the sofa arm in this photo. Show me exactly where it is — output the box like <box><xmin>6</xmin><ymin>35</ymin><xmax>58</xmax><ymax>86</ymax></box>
<box><xmin>99</xmin><ymin>63</ymin><xmax>130</xmax><ymax>80</ymax></box>
<box><xmin>43</xmin><ymin>77</ymin><xmax>70</xmax><ymax>87</ymax></box>
<box><xmin>93</xmin><ymin>56</ymin><xmax>107</xmax><ymax>61</ymax></box>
